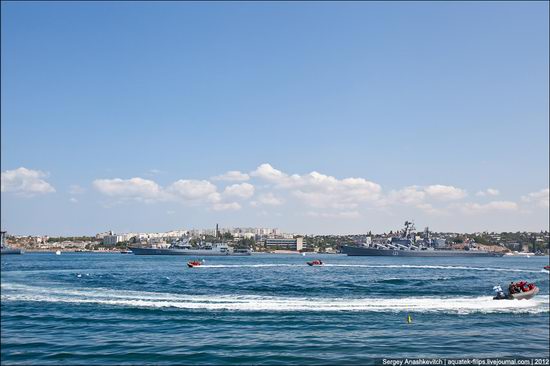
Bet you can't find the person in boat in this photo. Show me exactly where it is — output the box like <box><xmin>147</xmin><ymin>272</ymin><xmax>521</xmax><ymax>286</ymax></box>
<box><xmin>509</xmin><ymin>282</ymin><xmax>516</xmax><ymax>294</ymax></box>
<box><xmin>319</xmin><ymin>260</ymin><xmax>323</xmax><ymax>265</ymax></box>
<box><xmin>493</xmin><ymin>285</ymin><xmax>507</xmax><ymax>300</ymax></box>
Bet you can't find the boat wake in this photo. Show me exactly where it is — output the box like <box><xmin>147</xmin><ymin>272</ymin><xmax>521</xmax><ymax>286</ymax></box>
<box><xmin>174</xmin><ymin>263</ymin><xmax>544</xmax><ymax>273</ymax></box>
<box><xmin>198</xmin><ymin>264</ymin><xmax>301</xmax><ymax>268</ymax></box>
<box><xmin>324</xmin><ymin>264</ymin><xmax>544</xmax><ymax>273</ymax></box>
<box><xmin>2</xmin><ymin>283</ymin><xmax>548</xmax><ymax>314</ymax></box>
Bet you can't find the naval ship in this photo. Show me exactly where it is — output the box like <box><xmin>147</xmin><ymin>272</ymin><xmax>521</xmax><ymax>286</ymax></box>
<box><xmin>341</xmin><ymin>221</ymin><xmax>503</xmax><ymax>257</ymax></box>
<box><xmin>1</xmin><ymin>231</ymin><xmax>22</xmax><ymax>255</ymax></box>
<box><xmin>129</xmin><ymin>238</ymin><xmax>251</xmax><ymax>256</ymax></box>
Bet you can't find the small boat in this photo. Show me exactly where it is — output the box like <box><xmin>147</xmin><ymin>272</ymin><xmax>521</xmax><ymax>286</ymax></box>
<box><xmin>509</xmin><ymin>286</ymin><xmax>539</xmax><ymax>300</ymax></box>
<box><xmin>55</xmin><ymin>250</ymin><xmax>61</xmax><ymax>255</ymax></box>
<box><xmin>307</xmin><ymin>260</ymin><xmax>323</xmax><ymax>266</ymax></box>
<box><xmin>187</xmin><ymin>260</ymin><xmax>202</xmax><ymax>268</ymax></box>
<box><xmin>493</xmin><ymin>282</ymin><xmax>539</xmax><ymax>300</ymax></box>
<box><xmin>544</xmin><ymin>265</ymin><xmax>550</xmax><ymax>271</ymax></box>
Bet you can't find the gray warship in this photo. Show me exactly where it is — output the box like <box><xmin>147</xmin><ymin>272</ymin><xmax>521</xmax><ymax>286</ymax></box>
<box><xmin>341</xmin><ymin>221</ymin><xmax>503</xmax><ymax>257</ymax></box>
<box><xmin>1</xmin><ymin>231</ymin><xmax>22</xmax><ymax>255</ymax></box>
<box><xmin>129</xmin><ymin>238</ymin><xmax>251</xmax><ymax>256</ymax></box>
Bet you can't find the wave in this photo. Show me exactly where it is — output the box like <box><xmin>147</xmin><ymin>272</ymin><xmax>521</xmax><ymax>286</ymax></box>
<box><xmin>172</xmin><ymin>263</ymin><xmax>544</xmax><ymax>273</ymax></box>
<box><xmin>2</xmin><ymin>283</ymin><xmax>548</xmax><ymax>314</ymax></box>
<box><xmin>324</xmin><ymin>264</ymin><xmax>544</xmax><ymax>273</ymax></box>
<box><xmin>199</xmin><ymin>264</ymin><xmax>301</xmax><ymax>268</ymax></box>
<box><xmin>374</xmin><ymin>277</ymin><xmax>453</xmax><ymax>285</ymax></box>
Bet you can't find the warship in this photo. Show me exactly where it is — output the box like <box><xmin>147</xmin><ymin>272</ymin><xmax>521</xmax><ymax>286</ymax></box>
<box><xmin>1</xmin><ymin>231</ymin><xmax>22</xmax><ymax>255</ymax></box>
<box><xmin>129</xmin><ymin>238</ymin><xmax>251</xmax><ymax>256</ymax></box>
<box><xmin>341</xmin><ymin>221</ymin><xmax>503</xmax><ymax>257</ymax></box>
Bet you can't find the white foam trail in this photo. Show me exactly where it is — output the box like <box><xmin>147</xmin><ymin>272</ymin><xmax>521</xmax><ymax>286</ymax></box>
<box><xmin>199</xmin><ymin>264</ymin><xmax>301</xmax><ymax>268</ymax></box>
<box><xmin>184</xmin><ymin>263</ymin><xmax>543</xmax><ymax>273</ymax></box>
<box><xmin>324</xmin><ymin>264</ymin><xmax>543</xmax><ymax>273</ymax></box>
<box><xmin>1</xmin><ymin>283</ymin><xmax>547</xmax><ymax>314</ymax></box>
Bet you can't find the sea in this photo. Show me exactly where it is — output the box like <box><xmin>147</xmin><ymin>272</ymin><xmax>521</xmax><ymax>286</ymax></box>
<box><xmin>1</xmin><ymin>253</ymin><xmax>549</xmax><ymax>365</ymax></box>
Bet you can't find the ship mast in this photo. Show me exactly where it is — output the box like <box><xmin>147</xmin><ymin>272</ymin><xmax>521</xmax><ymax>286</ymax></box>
<box><xmin>403</xmin><ymin>221</ymin><xmax>416</xmax><ymax>240</ymax></box>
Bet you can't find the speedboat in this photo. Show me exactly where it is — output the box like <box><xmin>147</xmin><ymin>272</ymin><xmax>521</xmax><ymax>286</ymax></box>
<box><xmin>509</xmin><ymin>286</ymin><xmax>539</xmax><ymax>300</ymax></box>
<box><xmin>307</xmin><ymin>260</ymin><xmax>323</xmax><ymax>266</ymax></box>
<box><xmin>493</xmin><ymin>282</ymin><xmax>539</xmax><ymax>300</ymax></box>
<box><xmin>544</xmin><ymin>265</ymin><xmax>550</xmax><ymax>271</ymax></box>
<box><xmin>187</xmin><ymin>260</ymin><xmax>202</xmax><ymax>268</ymax></box>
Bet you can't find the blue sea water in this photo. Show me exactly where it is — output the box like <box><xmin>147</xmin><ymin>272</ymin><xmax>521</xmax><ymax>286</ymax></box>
<box><xmin>1</xmin><ymin>253</ymin><xmax>549</xmax><ymax>365</ymax></box>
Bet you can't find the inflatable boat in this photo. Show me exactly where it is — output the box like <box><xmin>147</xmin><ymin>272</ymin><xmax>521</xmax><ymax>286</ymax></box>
<box><xmin>508</xmin><ymin>286</ymin><xmax>539</xmax><ymax>300</ymax></box>
<box><xmin>493</xmin><ymin>282</ymin><xmax>539</xmax><ymax>300</ymax></box>
<box><xmin>187</xmin><ymin>260</ymin><xmax>202</xmax><ymax>268</ymax></box>
<box><xmin>307</xmin><ymin>260</ymin><xmax>323</xmax><ymax>266</ymax></box>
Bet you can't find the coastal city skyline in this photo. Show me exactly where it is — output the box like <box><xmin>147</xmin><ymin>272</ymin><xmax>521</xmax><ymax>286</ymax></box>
<box><xmin>2</xmin><ymin>2</ymin><xmax>549</xmax><ymax>235</ymax></box>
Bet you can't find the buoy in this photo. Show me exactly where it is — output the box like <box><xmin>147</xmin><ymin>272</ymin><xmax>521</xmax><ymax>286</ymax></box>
<box><xmin>407</xmin><ymin>314</ymin><xmax>412</xmax><ymax>324</ymax></box>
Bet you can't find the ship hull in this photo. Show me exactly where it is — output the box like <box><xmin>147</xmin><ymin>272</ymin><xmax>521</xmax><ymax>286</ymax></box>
<box><xmin>341</xmin><ymin>246</ymin><xmax>503</xmax><ymax>257</ymax></box>
<box><xmin>1</xmin><ymin>248</ymin><xmax>22</xmax><ymax>255</ymax></box>
<box><xmin>128</xmin><ymin>247</ymin><xmax>251</xmax><ymax>256</ymax></box>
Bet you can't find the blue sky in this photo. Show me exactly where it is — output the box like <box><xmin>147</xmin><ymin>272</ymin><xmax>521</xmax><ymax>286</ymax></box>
<box><xmin>1</xmin><ymin>2</ymin><xmax>548</xmax><ymax>235</ymax></box>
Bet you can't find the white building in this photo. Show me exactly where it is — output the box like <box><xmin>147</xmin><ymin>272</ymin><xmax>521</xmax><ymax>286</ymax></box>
<box><xmin>103</xmin><ymin>234</ymin><xmax>133</xmax><ymax>245</ymax></box>
<box><xmin>103</xmin><ymin>235</ymin><xmax>118</xmax><ymax>245</ymax></box>
<box><xmin>264</xmin><ymin>237</ymin><xmax>303</xmax><ymax>251</ymax></box>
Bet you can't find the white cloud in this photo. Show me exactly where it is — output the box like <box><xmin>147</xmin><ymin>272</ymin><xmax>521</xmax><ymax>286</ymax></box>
<box><xmin>251</xmin><ymin>163</ymin><xmax>381</xmax><ymax>209</ymax></box>
<box><xmin>386</xmin><ymin>185</ymin><xmax>465</xmax><ymax>207</ymax></box>
<box><xmin>93</xmin><ymin>176</ymin><xmax>242</xmax><ymax>210</ymax></box>
<box><xmin>1</xmin><ymin>167</ymin><xmax>56</xmax><ymax>195</ymax></box>
<box><xmin>212</xmin><ymin>202</ymin><xmax>241</xmax><ymax>211</ymax></box>
<box><xmin>250</xmin><ymin>163</ymin><xmax>288</xmax><ymax>184</ymax></box>
<box><xmin>90</xmin><ymin>165</ymin><xmax>534</xmax><ymax>224</ymax></box>
<box><xmin>93</xmin><ymin>178</ymin><xmax>162</xmax><ymax>201</ymax></box>
<box><xmin>476</xmin><ymin>188</ymin><xmax>500</xmax><ymax>197</ymax></box>
<box><xmin>70</xmin><ymin>197</ymin><xmax>78</xmax><ymax>203</ymax></box>
<box><xmin>382</xmin><ymin>190</ymin><xmax>436</xmax><ymax>214</ymax></box>
<box><xmin>522</xmin><ymin>188</ymin><xmax>549</xmax><ymax>208</ymax></box>
<box><xmin>293</xmin><ymin>176</ymin><xmax>381</xmax><ymax>209</ymax></box>
<box><xmin>167</xmin><ymin>180</ymin><xmax>218</xmax><ymax>202</ymax></box>
<box><xmin>212</xmin><ymin>170</ymin><xmax>250</xmax><ymax>182</ymax></box>
<box><xmin>456</xmin><ymin>201</ymin><xmax>518</xmax><ymax>214</ymax></box>
<box><xmin>293</xmin><ymin>190</ymin><xmax>359</xmax><ymax>210</ymax></box>
<box><xmin>424</xmin><ymin>185</ymin><xmax>467</xmax><ymax>201</ymax></box>
<box><xmin>251</xmin><ymin>193</ymin><xmax>283</xmax><ymax>206</ymax></box>
<box><xmin>223</xmin><ymin>183</ymin><xmax>255</xmax><ymax>199</ymax></box>
<box><xmin>306</xmin><ymin>211</ymin><xmax>361</xmax><ymax>219</ymax></box>
<box><xmin>387</xmin><ymin>186</ymin><xmax>426</xmax><ymax>205</ymax></box>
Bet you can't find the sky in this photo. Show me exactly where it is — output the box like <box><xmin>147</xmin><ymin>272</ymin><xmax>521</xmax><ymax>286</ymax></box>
<box><xmin>1</xmin><ymin>2</ymin><xmax>548</xmax><ymax>236</ymax></box>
